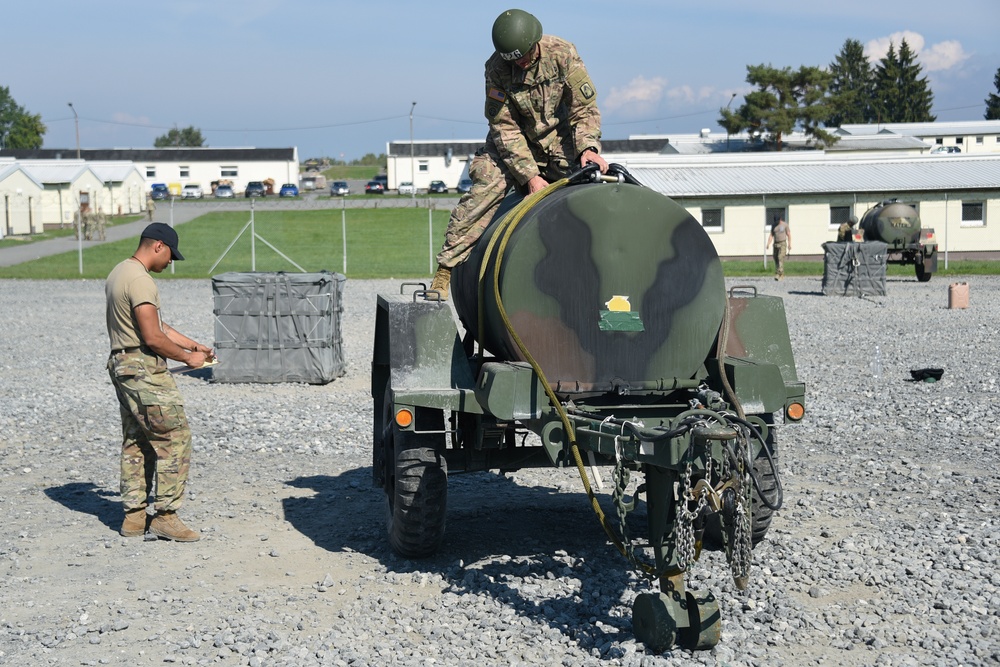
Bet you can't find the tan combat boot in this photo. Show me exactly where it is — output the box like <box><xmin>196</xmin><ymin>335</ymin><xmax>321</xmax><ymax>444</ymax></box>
<box><xmin>429</xmin><ymin>265</ymin><xmax>451</xmax><ymax>301</ymax></box>
<box><xmin>149</xmin><ymin>511</ymin><xmax>201</xmax><ymax>542</ymax></box>
<box><xmin>120</xmin><ymin>509</ymin><xmax>148</xmax><ymax>537</ymax></box>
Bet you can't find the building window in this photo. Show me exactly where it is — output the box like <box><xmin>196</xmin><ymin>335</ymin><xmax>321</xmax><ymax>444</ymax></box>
<box><xmin>418</xmin><ymin>161</ymin><xmax>429</xmax><ymax>172</ymax></box>
<box><xmin>701</xmin><ymin>208</ymin><xmax>723</xmax><ymax>231</ymax></box>
<box><xmin>221</xmin><ymin>166</ymin><xmax>238</xmax><ymax>177</ymax></box>
<box><xmin>961</xmin><ymin>202</ymin><xmax>984</xmax><ymax>227</ymax></box>
<box><xmin>830</xmin><ymin>206</ymin><xmax>851</xmax><ymax>228</ymax></box>
<box><xmin>956</xmin><ymin>137</ymin><xmax>964</xmax><ymax>144</ymax></box>
<box><xmin>976</xmin><ymin>136</ymin><xmax>984</xmax><ymax>144</ymax></box>
<box><xmin>145</xmin><ymin>166</ymin><xmax>156</xmax><ymax>178</ymax></box>
<box><xmin>180</xmin><ymin>166</ymin><xmax>190</xmax><ymax>178</ymax></box>
<box><xmin>935</xmin><ymin>137</ymin><xmax>943</xmax><ymax>145</ymax></box>
<box><xmin>765</xmin><ymin>206</ymin><xmax>786</xmax><ymax>230</ymax></box>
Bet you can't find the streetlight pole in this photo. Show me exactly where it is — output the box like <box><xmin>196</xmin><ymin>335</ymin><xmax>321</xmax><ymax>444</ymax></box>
<box><xmin>67</xmin><ymin>103</ymin><xmax>80</xmax><ymax>159</ymax></box>
<box><xmin>725</xmin><ymin>93</ymin><xmax>736</xmax><ymax>152</ymax></box>
<box><xmin>409</xmin><ymin>101</ymin><xmax>416</xmax><ymax>199</ymax></box>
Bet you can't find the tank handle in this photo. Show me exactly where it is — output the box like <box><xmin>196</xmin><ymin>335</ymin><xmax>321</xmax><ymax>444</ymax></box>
<box><xmin>728</xmin><ymin>285</ymin><xmax>758</xmax><ymax>298</ymax></box>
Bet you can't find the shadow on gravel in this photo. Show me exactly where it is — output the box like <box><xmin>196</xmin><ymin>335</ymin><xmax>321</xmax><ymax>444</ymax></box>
<box><xmin>787</xmin><ymin>289</ymin><xmax>825</xmax><ymax>296</ymax></box>
<box><xmin>44</xmin><ymin>482</ymin><xmax>120</xmax><ymax>533</ymax></box>
<box><xmin>283</xmin><ymin>468</ymin><xmax>645</xmax><ymax>653</ymax></box>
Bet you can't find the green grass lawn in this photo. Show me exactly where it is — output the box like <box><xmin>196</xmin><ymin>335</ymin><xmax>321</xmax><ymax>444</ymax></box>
<box><xmin>0</xmin><ymin>208</ymin><xmax>995</xmax><ymax>280</ymax></box>
<box><xmin>0</xmin><ymin>209</ymin><xmax>450</xmax><ymax>280</ymax></box>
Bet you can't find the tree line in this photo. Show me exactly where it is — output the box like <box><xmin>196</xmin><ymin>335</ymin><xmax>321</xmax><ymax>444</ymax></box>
<box><xmin>718</xmin><ymin>38</ymin><xmax>952</xmax><ymax>150</ymax></box>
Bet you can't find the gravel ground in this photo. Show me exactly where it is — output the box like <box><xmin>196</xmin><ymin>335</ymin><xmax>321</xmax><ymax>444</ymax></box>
<box><xmin>1</xmin><ymin>275</ymin><xmax>998</xmax><ymax>667</ymax></box>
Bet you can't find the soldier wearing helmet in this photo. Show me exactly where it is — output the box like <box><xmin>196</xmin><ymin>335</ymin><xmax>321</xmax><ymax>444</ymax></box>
<box><xmin>836</xmin><ymin>214</ymin><xmax>858</xmax><ymax>243</ymax></box>
<box><xmin>430</xmin><ymin>8</ymin><xmax>607</xmax><ymax>300</ymax></box>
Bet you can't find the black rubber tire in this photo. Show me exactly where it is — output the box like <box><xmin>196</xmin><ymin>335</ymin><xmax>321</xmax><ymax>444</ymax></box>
<box><xmin>386</xmin><ymin>424</ymin><xmax>448</xmax><ymax>558</ymax></box>
<box><xmin>916</xmin><ymin>263</ymin><xmax>932</xmax><ymax>282</ymax></box>
<box><xmin>749</xmin><ymin>448</ymin><xmax>779</xmax><ymax>545</ymax></box>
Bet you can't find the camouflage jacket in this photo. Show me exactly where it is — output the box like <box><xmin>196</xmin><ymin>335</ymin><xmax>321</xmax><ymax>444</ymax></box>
<box><xmin>484</xmin><ymin>34</ymin><xmax>602</xmax><ymax>185</ymax></box>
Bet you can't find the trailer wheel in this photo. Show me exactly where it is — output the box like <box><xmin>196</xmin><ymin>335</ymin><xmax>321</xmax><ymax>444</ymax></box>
<box><xmin>915</xmin><ymin>263</ymin><xmax>932</xmax><ymax>282</ymax></box>
<box><xmin>702</xmin><ymin>419</ymin><xmax>778</xmax><ymax>550</ymax></box>
<box><xmin>385</xmin><ymin>416</ymin><xmax>448</xmax><ymax>558</ymax></box>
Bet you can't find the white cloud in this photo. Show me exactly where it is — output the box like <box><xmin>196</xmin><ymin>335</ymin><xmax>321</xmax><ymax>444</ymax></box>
<box><xmin>666</xmin><ymin>85</ymin><xmax>718</xmax><ymax>105</ymax></box>
<box><xmin>919</xmin><ymin>40</ymin><xmax>970</xmax><ymax>72</ymax></box>
<box><xmin>604</xmin><ymin>76</ymin><xmax>669</xmax><ymax>114</ymax></box>
<box><xmin>864</xmin><ymin>31</ymin><xmax>969</xmax><ymax>72</ymax></box>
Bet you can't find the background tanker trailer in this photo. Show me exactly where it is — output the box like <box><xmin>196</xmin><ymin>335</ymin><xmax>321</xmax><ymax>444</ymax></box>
<box><xmin>371</xmin><ymin>165</ymin><xmax>805</xmax><ymax>651</ymax></box>
<box><xmin>859</xmin><ymin>198</ymin><xmax>937</xmax><ymax>281</ymax></box>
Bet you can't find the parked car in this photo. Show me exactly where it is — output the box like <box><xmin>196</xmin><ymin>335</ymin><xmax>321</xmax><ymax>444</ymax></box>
<box><xmin>181</xmin><ymin>183</ymin><xmax>203</xmax><ymax>199</ymax></box>
<box><xmin>330</xmin><ymin>181</ymin><xmax>350</xmax><ymax>196</ymax></box>
<box><xmin>428</xmin><ymin>180</ymin><xmax>448</xmax><ymax>194</ymax></box>
<box><xmin>365</xmin><ymin>181</ymin><xmax>385</xmax><ymax>194</ymax></box>
<box><xmin>214</xmin><ymin>185</ymin><xmax>235</xmax><ymax>198</ymax></box>
<box><xmin>245</xmin><ymin>181</ymin><xmax>266</xmax><ymax>197</ymax></box>
<box><xmin>930</xmin><ymin>145</ymin><xmax>961</xmax><ymax>155</ymax></box>
<box><xmin>372</xmin><ymin>174</ymin><xmax>389</xmax><ymax>191</ymax></box>
<box><xmin>456</xmin><ymin>178</ymin><xmax>474</xmax><ymax>194</ymax></box>
<box><xmin>279</xmin><ymin>183</ymin><xmax>299</xmax><ymax>197</ymax></box>
<box><xmin>398</xmin><ymin>181</ymin><xmax>416</xmax><ymax>195</ymax></box>
<box><xmin>150</xmin><ymin>183</ymin><xmax>170</xmax><ymax>201</ymax></box>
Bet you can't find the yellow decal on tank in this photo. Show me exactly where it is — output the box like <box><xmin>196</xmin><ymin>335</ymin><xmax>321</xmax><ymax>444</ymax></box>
<box><xmin>605</xmin><ymin>295</ymin><xmax>631</xmax><ymax>311</ymax></box>
<box><xmin>600</xmin><ymin>296</ymin><xmax>644</xmax><ymax>332</ymax></box>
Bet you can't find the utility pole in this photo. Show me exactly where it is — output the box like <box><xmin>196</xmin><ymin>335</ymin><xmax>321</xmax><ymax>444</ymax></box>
<box><xmin>67</xmin><ymin>103</ymin><xmax>80</xmax><ymax>159</ymax></box>
<box><xmin>409</xmin><ymin>101</ymin><xmax>416</xmax><ymax>199</ymax></box>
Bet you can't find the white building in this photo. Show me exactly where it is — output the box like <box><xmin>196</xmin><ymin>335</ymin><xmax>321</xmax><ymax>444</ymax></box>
<box><xmin>0</xmin><ymin>147</ymin><xmax>300</xmax><ymax>196</ymax></box>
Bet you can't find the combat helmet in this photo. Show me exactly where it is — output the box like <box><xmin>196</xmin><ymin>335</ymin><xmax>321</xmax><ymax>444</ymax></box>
<box><xmin>492</xmin><ymin>9</ymin><xmax>542</xmax><ymax>61</ymax></box>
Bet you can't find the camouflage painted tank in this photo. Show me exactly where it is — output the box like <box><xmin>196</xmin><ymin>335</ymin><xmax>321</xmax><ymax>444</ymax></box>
<box><xmin>371</xmin><ymin>165</ymin><xmax>805</xmax><ymax>652</ymax></box>
<box><xmin>859</xmin><ymin>198</ymin><xmax>938</xmax><ymax>281</ymax></box>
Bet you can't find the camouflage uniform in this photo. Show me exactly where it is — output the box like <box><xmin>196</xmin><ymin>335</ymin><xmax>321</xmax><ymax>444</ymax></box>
<box><xmin>105</xmin><ymin>257</ymin><xmax>192</xmax><ymax>514</ymax></box>
<box><xmin>769</xmin><ymin>219</ymin><xmax>790</xmax><ymax>279</ymax></box>
<box><xmin>83</xmin><ymin>211</ymin><xmax>94</xmax><ymax>241</ymax></box>
<box><xmin>107</xmin><ymin>349</ymin><xmax>191</xmax><ymax>513</ymax></box>
<box><xmin>437</xmin><ymin>34</ymin><xmax>602</xmax><ymax>267</ymax></box>
<box><xmin>836</xmin><ymin>222</ymin><xmax>854</xmax><ymax>243</ymax></box>
<box><xmin>95</xmin><ymin>209</ymin><xmax>107</xmax><ymax>241</ymax></box>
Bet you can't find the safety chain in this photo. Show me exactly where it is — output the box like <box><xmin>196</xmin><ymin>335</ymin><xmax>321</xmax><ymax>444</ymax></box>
<box><xmin>728</xmin><ymin>426</ymin><xmax>754</xmax><ymax>586</ymax></box>
<box><xmin>675</xmin><ymin>455</ymin><xmax>712</xmax><ymax>571</ymax></box>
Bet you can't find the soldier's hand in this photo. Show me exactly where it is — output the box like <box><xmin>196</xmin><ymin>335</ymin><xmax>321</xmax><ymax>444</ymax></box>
<box><xmin>579</xmin><ymin>149</ymin><xmax>608</xmax><ymax>173</ymax></box>
<box><xmin>185</xmin><ymin>350</ymin><xmax>209</xmax><ymax>369</ymax></box>
<box><xmin>527</xmin><ymin>175</ymin><xmax>549</xmax><ymax>194</ymax></box>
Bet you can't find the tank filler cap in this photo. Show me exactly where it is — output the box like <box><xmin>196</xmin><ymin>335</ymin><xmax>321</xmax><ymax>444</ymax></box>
<box><xmin>610</xmin><ymin>378</ymin><xmax>631</xmax><ymax>396</ymax></box>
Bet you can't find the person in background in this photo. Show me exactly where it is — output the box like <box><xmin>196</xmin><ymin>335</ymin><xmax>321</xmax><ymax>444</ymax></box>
<box><xmin>766</xmin><ymin>215</ymin><xmax>791</xmax><ymax>280</ymax></box>
<box><xmin>837</xmin><ymin>214</ymin><xmax>858</xmax><ymax>242</ymax></box>
<box><xmin>105</xmin><ymin>223</ymin><xmax>213</xmax><ymax>541</ymax></box>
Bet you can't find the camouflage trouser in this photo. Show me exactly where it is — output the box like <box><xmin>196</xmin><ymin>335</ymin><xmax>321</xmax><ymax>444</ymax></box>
<box><xmin>436</xmin><ymin>143</ymin><xmax>572</xmax><ymax>268</ymax></box>
<box><xmin>107</xmin><ymin>349</ymin><xmax>191</xmax><ymax>513</ymax></box>
<box><xmin>772</xmin><ymin>240</ymin><xmax>788</xmax><ymax>277</ymax></box>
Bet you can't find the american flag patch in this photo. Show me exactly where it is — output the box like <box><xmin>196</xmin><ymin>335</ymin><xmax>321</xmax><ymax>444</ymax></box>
<box><xmin>488</xmin><ymin>87</ymin><xmax>506</xmax><ymax>102</ymax></box>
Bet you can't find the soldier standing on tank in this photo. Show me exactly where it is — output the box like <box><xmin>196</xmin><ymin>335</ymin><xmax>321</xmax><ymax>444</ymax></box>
<box><xmin>429</xmin><ymin>8</ymin><xmax>608</xmax><ymax>300</ymax></box>
<box><xmin>146</xmin><ymin>195</ymin><xmax>156</xmax><ymax>222</ymax></box>
<box><xmin>837</xmin><ymin>214</ymin><xmax>857</xmax><ymax>243</ymax></box>
<box><xmin>766</xmin><ymin>215</ymin><xmax>791</xmax><ymax>280</ymax></box>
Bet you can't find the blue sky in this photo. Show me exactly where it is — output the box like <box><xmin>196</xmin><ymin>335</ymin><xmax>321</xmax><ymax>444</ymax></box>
<box><xmin>5</xmin><ymin>1</ymin><xmax>997</xmax><ymax>161</ymax></box>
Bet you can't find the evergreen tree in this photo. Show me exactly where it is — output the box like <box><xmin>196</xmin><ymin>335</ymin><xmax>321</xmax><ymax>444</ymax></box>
<box><xmin>985</xmin><ymin>67</ymin><xmax>1000</xmax><ymax>120</ymax></box>
<box><xmin>827</xmin><ymin>39</ymin><xmax>873</xmax><ymax>126</ymax></box>
<box><xmin>895</xmin><ymin>39</ymin><xmax>935</xmax><ymax>122</ymax></box>
<box><xmin>719</xmin><ymin>64</ymin><xmax>837</xmax><ymax>150</ymax></box>
<box><xmin>871</xmin><ymin>40</ymin><xmax>935</xmax><ymax>123</ymax></box>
